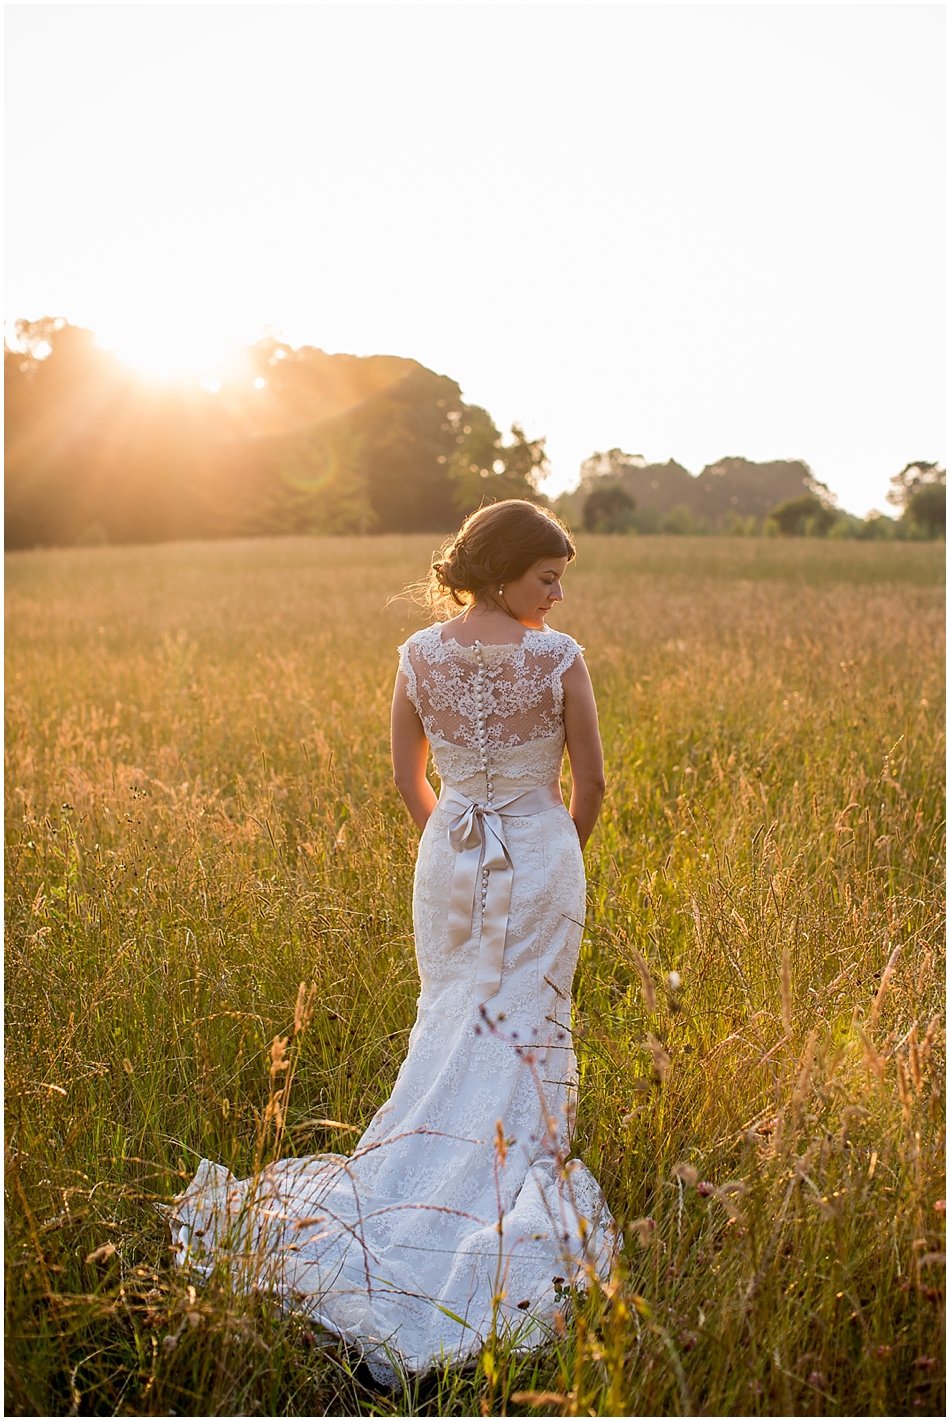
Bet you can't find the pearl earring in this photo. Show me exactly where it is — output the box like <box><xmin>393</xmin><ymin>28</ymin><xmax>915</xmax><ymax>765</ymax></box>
<box><xmin>498</xmin><ymin>586</ymin><xmax>504</xmax><ymax>596</ymax></box>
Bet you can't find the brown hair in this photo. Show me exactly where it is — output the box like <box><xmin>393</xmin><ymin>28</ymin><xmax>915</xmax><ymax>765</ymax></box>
<box><xmin>417</xmin><ymin>499</ymin><xmax>576</xmax><ymax>618</ymax></box>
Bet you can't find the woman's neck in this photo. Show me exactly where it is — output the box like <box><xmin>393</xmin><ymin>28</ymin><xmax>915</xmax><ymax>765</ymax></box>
<box><xmin>440</xmin><ymin>604</ymin><xmax>540</xmax><ymax>646</ymax></box>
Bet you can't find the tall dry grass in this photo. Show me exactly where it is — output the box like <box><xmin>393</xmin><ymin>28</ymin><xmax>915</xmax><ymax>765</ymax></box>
<box><xmin>5</xmin><ymin>535</ymin><xmax>945</xmax><ymax>1416</ymax></box>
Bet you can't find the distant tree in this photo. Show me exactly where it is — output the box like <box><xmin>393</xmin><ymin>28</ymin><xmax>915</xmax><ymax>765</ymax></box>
<box><xmin>349</xmin><ymin>366</ymin><xmax>464</xmax><ymax>532</ymax></box>
<box><xmin>229</xmin><ymin>419</ymin><xmax>377</xmax><ymax>537</ymax></box>
<box><xmin>449</xmin><ymin>414</ymin><xmax>549</xmax><ymax>514</ymax></box>
<box><xmin>631</xmin><ymin>503</ymin><xmax>662</xmax><ymax>535</ymax></box>
<box><xmin>502</xmin><ymin>423</ymin><xmax>549</xmax><ymax>491</ymax></box>
<box><xmin>856</xmin><ymin>510</ymin><xmax>898</xmax><ymax>540</ymax></box>
<box><xmin>583</xmin><ymin>484</ymin><xmax>636</xmax><ymax>533</ymax></box>
<box><xmin>905</xmin><ymin>482</ymin><xmax>946</xmax><ymax>538</ymax></box>
<box><xmin>662</xmin><ymin>503</ymin><xmax>708</xmax><ymax>536</ymax></box>
<box><xmin>231</xmin><ymin>357</ymin><xmax>465</xmax><ymax>535</ymax></box>
<box><xmin>769</xmin><ymin>494</ymin><xmax>839</xmax><ymax>537</ymax></box>
<box><xmin>886</xmin><ymin>461</ymin><xmax>945</xmax><ymax>512</ymax></box>
<box><xmin>881</xmin><ymin>462</ymin><xmax>945</xmax><ymax>539</ymax></box>
<box><xmin>828</xmin><ymin>509</ymin><xmax>896</xmax><ymax>541</ymax></box>
<box><xmin>720</xmin><ymin>511</ymin><xmax>759</xmax><ymax>536</ymax></box>
<box><xmin>579</xmin><ymin>448</ymin><xmax>645</xmax><ymax>482</ymax></box>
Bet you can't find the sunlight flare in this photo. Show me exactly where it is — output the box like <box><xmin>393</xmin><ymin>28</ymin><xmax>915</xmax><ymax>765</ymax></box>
<box><xmin>103</xmin><ymin>320</ymin><xmax>245</xmax><ymax>387</ymax></box>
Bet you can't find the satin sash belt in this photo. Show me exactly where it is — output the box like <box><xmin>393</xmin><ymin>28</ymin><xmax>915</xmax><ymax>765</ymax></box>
<box><xmin>440</xmin><ymin>782</ymin><xmax>564</xmax><ymax>1007</ymax></box>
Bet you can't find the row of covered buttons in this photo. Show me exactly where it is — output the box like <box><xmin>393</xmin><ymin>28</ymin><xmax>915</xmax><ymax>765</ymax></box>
<box><xmin>474</xmin><ymin>642</ymin><xmax>493</xmax><ymax>909</ymax></box>
<box><xmin>473</xmin><ymin>642</ymin><xmax>495</xmax><ymax>805</ymax></box>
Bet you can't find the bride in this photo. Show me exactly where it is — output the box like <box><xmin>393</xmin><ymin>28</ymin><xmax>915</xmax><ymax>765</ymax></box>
<box><xmin>169</xmin><ymin>500</ymin><xmax>617</xmax><ymax>1380</ymax></box>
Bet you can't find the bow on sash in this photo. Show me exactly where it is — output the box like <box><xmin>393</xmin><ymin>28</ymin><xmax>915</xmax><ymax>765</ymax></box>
<box><xmin>440</xmin><ymin>783</ymin><xmax>563</xmax><ymax>1006</ymax></box>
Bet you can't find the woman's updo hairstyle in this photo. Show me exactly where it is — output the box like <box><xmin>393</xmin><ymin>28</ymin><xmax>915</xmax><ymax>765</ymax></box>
<box><xmin>423</xmin><ymin>500</ymin><xmax>575</xmax><ymax>617</ymax></box>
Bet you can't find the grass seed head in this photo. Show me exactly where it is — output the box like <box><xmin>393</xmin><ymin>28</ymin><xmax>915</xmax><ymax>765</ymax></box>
<box><xmin>293</xmin><ymin>981</ymin><xmax>317</xmax><ymax>1036</ymax></box>
<box><xmin>645</xmin><ymin>1032</ymin><xmax>671</xmax><ymax>1083</ymax></box>
<box><xmin>628</xmin><ymin>943</ymin><xmax>657</xmax><ymax>1014</ymax></box>
<box><xmin>908</xmin><ymin>1024</ymin><xmax>922</xmax><ymax>1092</ymax></box>
<box><xmin>630</xmin><ymin>1217</ymin><xmax>656</xmax><ymax>1248</ymax></box>
<box><xmin>870</xmin><ymin>942</ymin><xmax>902</xmax><ymax>1028</ymax></box>
<box><xmin>780</xmin><ymin>946</ymin><xmax>793</xmax><ymax>1036</ymax></box>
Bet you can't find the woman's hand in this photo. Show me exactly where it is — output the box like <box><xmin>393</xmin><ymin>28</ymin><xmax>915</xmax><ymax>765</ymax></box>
<box><xmin>562</xmin><ymin>655</ymin><xmax>606</xmax><ymax>849</ymax></box>
<box><xmin>391</xmin><ymin>672</ymin><xmax>438</xmax><ymax>831</ymax></box>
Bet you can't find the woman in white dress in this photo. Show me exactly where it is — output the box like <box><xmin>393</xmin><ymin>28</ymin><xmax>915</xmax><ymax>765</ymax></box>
<box><xmin>170</xmin><ymin>500</ymin><xmax>616</xmax><ymax>1380</ymax></box>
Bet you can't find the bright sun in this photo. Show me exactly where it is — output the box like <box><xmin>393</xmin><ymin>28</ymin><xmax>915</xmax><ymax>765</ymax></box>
<box><xmin>102</xmin><ymin>321</ymin><xmax>243</xmax><ymax>389</ymax></box>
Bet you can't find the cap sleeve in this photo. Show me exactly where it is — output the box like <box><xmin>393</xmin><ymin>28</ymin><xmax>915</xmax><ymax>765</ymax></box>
<box><xmin>551</xmin><ymin>632</ymin><xmax>584</xmax><ymax>705</ymax></box>
<box><xmin>396</xmin><ymin>637</ymin><xmax>420</xmax><ymax>714</ymax></box>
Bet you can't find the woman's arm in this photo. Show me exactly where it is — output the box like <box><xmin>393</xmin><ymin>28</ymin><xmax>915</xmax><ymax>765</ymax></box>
<box><xmin>561</xmin><ymin>654</ymin><xmax>606</xmax><ymax>849</ymax></box>
<box><xmin>391</xmin><ymin>671</ymin><xmax>438</xmax><ymax>831</ymax></box>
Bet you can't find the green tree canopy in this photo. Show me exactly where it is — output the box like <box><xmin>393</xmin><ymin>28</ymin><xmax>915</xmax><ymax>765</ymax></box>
<box><xmin>583</xmin><ymin>484</ymin><xmax>636</xmax><ymax>533</ymax></box>
<box><xmin>886</xmin><ymin>461</ymin><xmax>945</xmax><ymax>512</ymax></box>
<box><xmin>905</xmin><ymin>482</ymin><xmax>946</xmax><ymax>538</ymax></box>
<box><xmin>447</xmin><ymin>412</ymin><xmax>549</xmax><ymax>513</ymax></box>
<box><xmin>559</xmin><ymin>450</ymin><xmax>831</xmax><ymax>533</ymax></box>
<box><xmin>769</xmin><ymin>494</ymin><xmax>839</xmax><ymax>537</ymax></box>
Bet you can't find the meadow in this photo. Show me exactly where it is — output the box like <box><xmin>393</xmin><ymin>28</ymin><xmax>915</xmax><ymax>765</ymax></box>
<box><xmin>5</xmin><ymin>534</ymin><xmax>945</xmax><ymax>1418</ymax></box>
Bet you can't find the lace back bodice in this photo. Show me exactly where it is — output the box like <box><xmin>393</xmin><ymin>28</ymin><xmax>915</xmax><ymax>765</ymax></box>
<box><xmin>398</xmin><ymin>625</ymin><xmax>582</xmax><ymax>799</ymax></box>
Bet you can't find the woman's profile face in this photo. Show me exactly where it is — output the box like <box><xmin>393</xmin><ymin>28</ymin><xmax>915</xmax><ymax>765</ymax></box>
<box><xmin>499</xmin><ymin>555</ymin><xmax>569</xmax><ymax>628</ymax></box>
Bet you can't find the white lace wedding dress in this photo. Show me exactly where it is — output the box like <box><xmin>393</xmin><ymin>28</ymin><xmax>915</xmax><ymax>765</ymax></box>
<box><xmin>169</xmin><ymin>624</ymin><xmax>616</xmax><ymax>1379</ymax></box>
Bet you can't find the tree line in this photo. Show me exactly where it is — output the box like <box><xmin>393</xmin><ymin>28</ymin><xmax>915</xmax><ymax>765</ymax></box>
<box><xmin>4</xmin><ymin>320</ymin><xmax>547</xmax><ymax>549</ymax></box>
<box><xmin>559</xmin><ymin>451</ymin><xmax>945</xmax><ymax>540</ymax></box>
<box><xmin>6</xmin><ymin>320</ymin><xmax>943</xmax><ymax>547</ymax></box>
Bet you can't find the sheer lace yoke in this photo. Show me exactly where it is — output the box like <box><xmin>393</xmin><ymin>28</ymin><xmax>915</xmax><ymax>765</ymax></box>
<box><xmin>399</xmin><ymin>625</ymin><xmax>582</xmax><ymax>754</ymax></box>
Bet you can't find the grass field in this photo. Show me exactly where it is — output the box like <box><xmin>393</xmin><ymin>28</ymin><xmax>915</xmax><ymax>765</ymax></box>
<box><xmin>5</xmin><ymin>534</ymin><xmax>945</xmax><ymax>1418</ymax></box>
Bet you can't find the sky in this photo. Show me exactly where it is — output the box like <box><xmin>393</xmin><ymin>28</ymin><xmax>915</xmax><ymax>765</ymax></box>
<box><xmin>5</xmin><ymin>3</ymin><xmax>945</xmax><ymax>514</ymax></box>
